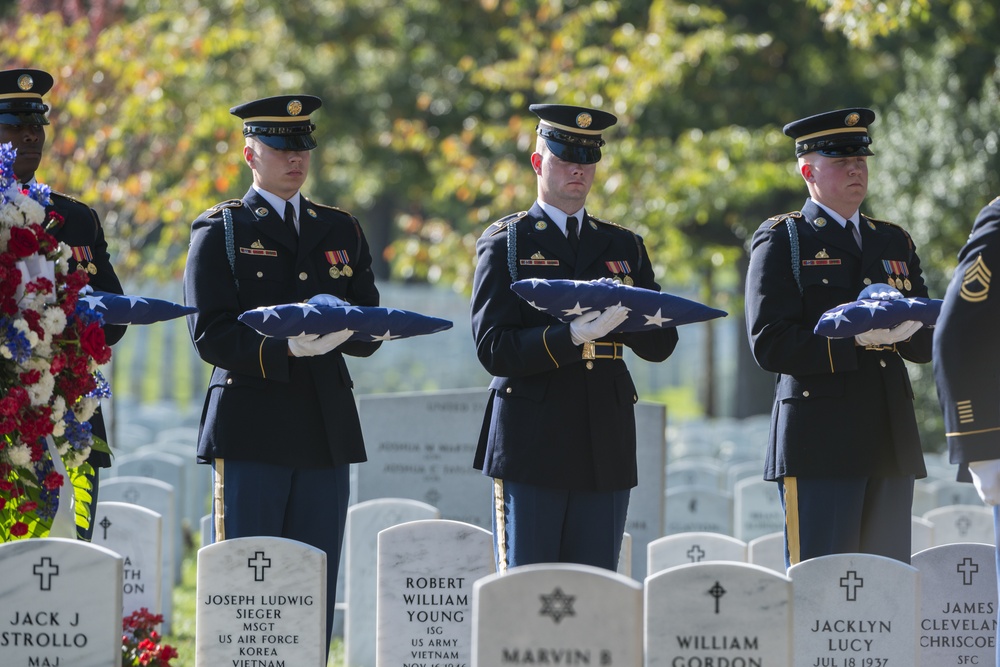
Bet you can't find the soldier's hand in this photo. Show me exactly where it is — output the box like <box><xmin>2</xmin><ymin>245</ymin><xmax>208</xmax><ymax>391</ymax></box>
<box><xmin>570</xmin><ymin>305</ymin><xmax>629</xmax><ymax>345</ymax></box>
<box><xmin>855</xmin><ymin>320</ymin><xmax>922</xmax><ymax>347</ymax></box>
<box><xmin>968</xmin><ymin>459</ymin><xmax>1000</xmax><ymax>506</ymax></box>
<box><xmin>288</xmin><ymin>329</ymin><xmax>354</xmax><ymax>357</ymax></box>
<box><xmin>307</xmin><ymin>293</ymin><xmax>350</xmax><ymax>307</ymax></box>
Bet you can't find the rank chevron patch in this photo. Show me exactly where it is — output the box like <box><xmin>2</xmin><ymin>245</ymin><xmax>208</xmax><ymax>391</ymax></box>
<box><xmin>960</xmin><ymin>254</ymin><xmax>992</xmax><ymax>303</ymax></box>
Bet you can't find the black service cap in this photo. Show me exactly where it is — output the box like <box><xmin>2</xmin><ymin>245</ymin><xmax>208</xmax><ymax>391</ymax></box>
<box><xmin>230</xmin><ymin>95</ymin><xmax>322</xmax><ymax>151</ymax></box>
<box><xmin>530</xmin><ymin>103</ymin><xmax>617</xmax><ymax>164</ymax></box>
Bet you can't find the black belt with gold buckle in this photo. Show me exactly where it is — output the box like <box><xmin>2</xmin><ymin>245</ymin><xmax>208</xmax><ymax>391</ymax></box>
<box><xmin>582</xmin><ymin>341</ymin><xmax>624</xmax><ymax>360</ymax></box>
<box><xmin>863</xmin><ymin>343</ymin><xmax>897</xmax><ymax>352</ymax></box>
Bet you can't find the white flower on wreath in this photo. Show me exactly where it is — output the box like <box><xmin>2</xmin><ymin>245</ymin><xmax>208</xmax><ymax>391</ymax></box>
<box><xmin>24</xmin><ymin>360</ymin><xmax>55</xmax><ymax>407</ymax></box>
<box><xmin>4</xmin><ymin>444</ymin><xmax>32</xmax><ymax>468</ymax></box>
<box><xmin>41</xmin><ymin>306</ymin><xmax>66</xmax><ymax>337</ymax></box>
<box><xmin>74</xmin><ymin>396</ymin><xmax>99</xmax><ymax>423</ymax></box>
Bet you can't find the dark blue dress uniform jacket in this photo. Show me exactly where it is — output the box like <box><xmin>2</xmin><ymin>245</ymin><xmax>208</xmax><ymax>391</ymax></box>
<box><xmin>471</xmin><ymin>202</ymin><xmax>678</xmax><ymax>493</ymax></box>
<box><xmin>184</xmin><ymin>188</ymin><xmax>380</xmax><ymax>468</ymax></box>
<box><xmin>50</xmin><ymin>192</ymin><xmax>126</xmax><ymax>469</ymax></box>
<box><xmin>745</xmin><ymin>199</ymin><xmax>931</xmax><ymax>481</ymax></box>
<box><xmin>934</xmin><ymin>196</ymin><xmax>1000</xmax><ymax>476</ymax></box>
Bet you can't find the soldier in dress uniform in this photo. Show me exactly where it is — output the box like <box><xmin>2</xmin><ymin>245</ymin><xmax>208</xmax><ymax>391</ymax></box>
<box><xmin>470</xmin><ymin>104</ymin><xmax>678</xmax><ymax>572</ymax></box>
<box><xmin>933</xmin><ymin>195</ymin><xmax>1000</xmax><ymax>663</ymax></box>
<box><xmin>745</xmin><ymin>108</ymin><xmax>933</xmax><ymax>567</ymax></box>
<box><xmin>184</xmin><ymin>94</ymin><xmax>381</xmax><ymax>650</ymax></box>
<box><xmin>0</xmin><ymin>68</ymin><xmax>127</xmax><ymax>540</ymax></box>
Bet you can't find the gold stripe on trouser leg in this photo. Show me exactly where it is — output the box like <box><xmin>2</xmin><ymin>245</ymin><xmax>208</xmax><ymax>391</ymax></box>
<box><xmin>784</xmin><ymin>476</ymin><xmax>800</xmax><ymax>566</ymax></box>
<box><xmin>213</xmin><ymin>459</ymin><xmax>226</xmax><ymax>542</ymax></box>
<box><xmin>493</xmin><ymin>478</ymin><xmax>508</xmax><ymax>574</ymax></box>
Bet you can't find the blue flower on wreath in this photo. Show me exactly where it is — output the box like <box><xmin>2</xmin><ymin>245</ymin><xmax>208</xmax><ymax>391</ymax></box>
<box><xmin>88</xmin><ymin>370</ymin><xmax>111</xmax><ymax>400</ymax></box>
<box><xmin>62</xmin><ymin>413</ymin><xmax>93</xmax><ymax>452</ymax></box>
<box><xmin>1</xmin><ymin>317</ymin><xmax>33</xmax><ymax>365</ymax></box>
<box><xmin>32</xmin><ymin>457</ymin><xmax>58</xmax><ymax>521</ymax></box>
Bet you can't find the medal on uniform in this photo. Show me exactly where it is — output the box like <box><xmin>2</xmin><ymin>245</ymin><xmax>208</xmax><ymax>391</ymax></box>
<box><xmin>882</xmin><ymin>260</ymin><xmax>911</xmax><ymax>291</ymax></box>
<box><xmin>71</xmin><ymin>246</ymin><xmax>96</xmax><ymax>275</ymax></box>
<box><xmin>605</xmin><ymin>260</ymin><xmax>633</xmax><ymax>286</ymax></box>
<box><xmin>325</xmin><ymin>250</ymin><xmax>351</xmax><ymax>279</ymax></box>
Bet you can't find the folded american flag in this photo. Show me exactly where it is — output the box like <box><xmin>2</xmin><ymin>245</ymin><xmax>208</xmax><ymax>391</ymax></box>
<box><xmin>238</xmin><ymin>302</ymin><xmax>453</xmax><ymax>341</ymax></box>
<box><xmin>80</xmin><ymin>291</ymin><xmax>197</xmax><ymax>325</ymax></box>
<box><xmin>510</xmin><ymin>278</ymin><xmax>727</xmax><ymax>333</ymax></box>
<box><xmin>814</xmin><ymin>283</ymin><xmax>942</xmax><ymax>338</ymax></box>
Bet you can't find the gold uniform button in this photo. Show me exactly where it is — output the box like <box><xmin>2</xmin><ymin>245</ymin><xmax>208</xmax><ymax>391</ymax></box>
<box><xmin>226</xmin><ymin>378</ymin><xmax>233</xmax><ymax>385</ymax></box>
<box><xmin>505</xmin><ymin>387</ymin><xmax>512</xmax><ymax>394</ymax></box>
<box><xmin>802</xmin><ymin>390</ymin><xmax>810</xmax><ymax>397</ymax></box>
<box><xmin>585</xmin><ymin>361</ymin><xmax>594</xmax><ymax>370</ymax></box>
<box><xmin>822</xmin><ymin>279</ymin><xmax>829</xmax><ymax>284</ymax></box>
<box><xmin>864</xmin><ymin>278</ymin><xmax>872</xmax><ymax>285</ymax></box>
<box><xmin>880</xmin><ymin>359</ymin><xmax>887</xmax><ymax>368</ymax></box>
<box><xmin>256</xmin><ymin>271</ymin><xmax>263</xmax><ymax>278</ymax></box>
<box><xmin>299</xmin><ymin>272</ymin><xmax>308</xmax><ymax>281</ymax></box>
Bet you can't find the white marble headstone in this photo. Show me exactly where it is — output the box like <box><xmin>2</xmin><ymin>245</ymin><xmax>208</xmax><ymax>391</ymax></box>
<box><xmin>647</xmin><ymin>532</ymin><xmax>747</xmax><ymax>577</ymax></box>
<box><xmin>356</xmin><ymin>389</ymin><xmax>492</xmax><ymax>526</ymax></box>
<box><xmin>645</xmin><ymin>562</ymin><xmax>792</xmax><ymax>667</ymax></box>
<box><xmin>100</xmin><ymin>475</ymin><xmax>176</xmax><ymax>634</ymax></box>
<box><xmin>472</xmin><ymin>563</ymin><xmax>642</xmax><ymax>666</ymax></box>
<box><xmin>925</xmin><ymin>505</ymin><xmax>995</xmax><ymax>546</ymax></box>
<box><xmin>92</xmin><ymin>500</ymin><xmax>163</xmax><ymax>619</ymax></box>
<box><xmin>790</xmin><ymin>553</ymin><xmax>919</xmax><ymax>666</ymax></box>
<box><xmin>346</xmin><ymin>498</ymin><xmax>440</xmax><ymax>667</ymax></box>
<box><xmin>936</xmin><ymin>480</ymin><xmax>990</xmax><ymax>509</ymax></box>
<box><xmin>664</xmin><ymin>486</ymin><xmax>733</xmax><ymax>536</ymax></box>
<box><xmin>912</xmin><ymin>515</ymin><xmax>934</xmax><ymax>555</ymax></box>
<box><xmin>913</xmin><ymin>542</ymin><xmax>998</xmax><ymax>666</ymax></box>
<box><xmin>733</xmin><ymin>476</ymin><xmax>784</xmax><ymax>541</ymax></box>
<box><xmin>377</xmin><ymin>519</ymin><xmax>494</xmax><ymax>667</ymax></box>
<box><xmin>196</xmin><ymin>536</ymin><xmax>326</xmax><ymax>667</ymax></box>
<box><xmin>666</xmin><ymin>458</ymin><xmax>723</xmax><ymax>490</ymax></box>
<box><xmin>748</xmin><ymin>531</ymin><xmax>786</xmax><ymax>574</ymax></box>
<box><xmin>0</xmin><ymin>538</ymin><xmax>123</xmax><ymax>667</ymax></box>
<box><xmin>625</xmin><ymin>401</ymin><xmax>667</xmax><ymax>579</ymax></box>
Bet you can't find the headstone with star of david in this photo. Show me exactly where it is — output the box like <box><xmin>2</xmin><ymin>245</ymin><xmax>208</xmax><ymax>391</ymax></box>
<box><xmin>100</xmin><ymin>475</ymin><xmax>176</xmax><ymax>634</ymax></box>
<box><xmin>924</xmin><ymin>505</ymin><xmax>995</xmax><ymax>546</ymax></box>
<box><xmin>91</xmin><ymin>501</ymin><xmax>163</xmax><ymax>621</ymax></box>
<box><xmin>645</xmin><ymin>561</ymin><xmax>792</xmax><ymax>667</ymax></box>
<box><xmin>0</xmin><ymin>537</ymin><xmax>123</xmax><ymax>667</ymax></box>
<box><xmin>376</xmin><ymin>519</ymin><xmax>494</xmax><ymax>667</ymax></box>
<box><xmin>664</xmin><ymin>485</ymin><xmax>733</xmax><ymax>536</ymax></box>
<box><xmin>195</xmin><ymin>536</ymin><xmax>326</xmax><ymax>667</ymax></box>
<box><xmin>912</xmin><ymin>542</ymin><xmax>999</xmax><ymax>666</ymax></box>
<box><xmin>790</xmin><ymin>553</ymin><xmax>919</xmax><ymax>666</ymax></box>
<box><xmin>733</xmin><ymin>476</ymin><xmax>785</xmax><ymax>542</ymax></box>
<box><xmin>646</xmin><ymin>532</ymin><xmax>747</xmax><ymax>577</ymax></box>
<box><xmin>471</xmin><ymin>563</ymin><xmax>643</xmax><ymax>667</ymax></box>
<box><xmin>345</xmin><ymin>498</ymin><xmax>440</xmax><ymax>667</ymax></box>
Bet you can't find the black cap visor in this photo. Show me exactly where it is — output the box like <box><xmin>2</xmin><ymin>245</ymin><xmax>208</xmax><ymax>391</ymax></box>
<box><xmin>254</xmin><ymin>133</ymin><xmax>318</xmax><ymax>151</ymax></box>
<box><xmin>796</xmin><ymin>133</ymin><xmax>873</xmax><ymax>158</ymax></box>
<box><xmin>543</xmin><ymin>138</ymin><xmax>601</xmax><ymax>164</ymax></box>
<box><xmin>0</xmin><ymin>111</ymin><xmax>49</xmax><ymax>126</ymax></box>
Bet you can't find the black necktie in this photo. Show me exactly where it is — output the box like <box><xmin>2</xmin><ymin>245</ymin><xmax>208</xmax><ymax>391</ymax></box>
<box><xmin>283</xmin><ymin>201</ymin><xmax>298</xmax><ymax>237</ymax></box>
<box><xmin>566</xmin><ymin>216</ymin><xmax>580</xmax><ymax>254</ymax></box>
<box><xmin>847</xmin><ymin>219</ymin><xmax>862</xmax><ymax>250</ymax></box>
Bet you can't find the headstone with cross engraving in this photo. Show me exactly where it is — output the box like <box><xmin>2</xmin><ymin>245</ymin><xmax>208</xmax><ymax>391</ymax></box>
<box><xmin>100</xmin><ymin>475</ymin><xmax>176</xmax><ymax>634</ymax></box>
<box><xmin>733</xmin><ymin>477</ymin><xmax>784</xmax><ymax>541</ymax></box>
<box><xmin>346</xmin><ymin>498</ymin><xmax>440</xmax><ymax>667</ymax></box>
<box><xmin>91</xmin><ymin>500</ymin><xmax>163</xmax><ymax>620</ymax></box>
<box><xmin>664</xmin><ymin>486</ymin><xmax>733</xmax><ymax>536</ymax></box>
<box><xmin>790</xmin><ymin>553</ymin><xmax>919</xmax><ymax>666</ymax></box>
<box><xmin>645</xmin><ymin>561</ymin><xmax>792</xmax><ymax>666</ymax></box>
<box><xmin>376</xmin><ymin>519</ymin><xmax>494</xmax><ymax>667</ymax></box>
<box><xmin>471</xmin><ymin>563</ymin><xmax>643</xmax><ymax>666</ymax></box>
<box><xmin>195</xmin><ymin>536</ymin><xmax>326</xmax><ymax>667</ymax></box>
<box><xmin>0</xmin><ymin>537</ymin><xmax>123</xmax><ymax>666</ymax></box>
<box><xmin>646</xmin><ymin>532</ymin><xmax>747</xmax><ymax>577</ymax></box>
<box><xmin>913</xmin><ymin>542</ymin><xmax>998</xmax><ymax>666</ymax></box>
<box><xmin>925</xmin><ymin>505</ymin><xmax>995</xmax><ymax>546</ymax></box>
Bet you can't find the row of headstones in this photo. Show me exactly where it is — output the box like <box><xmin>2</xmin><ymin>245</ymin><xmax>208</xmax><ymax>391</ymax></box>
<box><xmin>3</xmin><ymin>520</ymin><xmax>996</xmax><ymax>667</ymax></box>
<box><xmin>106</xmin><ymin>390</ymin><xmax>988</xmax><ymax>582</ymax></box>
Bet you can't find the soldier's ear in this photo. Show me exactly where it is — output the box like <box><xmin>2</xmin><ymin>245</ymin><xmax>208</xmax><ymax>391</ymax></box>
<box><xmin>800</xmin><ymin>161</ymin><xmax>814</xmax><ymax>182</ymax></box>
<box><xmin>243</xmin><ymin>144</ymin><xmax>255</xmax><ymax>167</ymax></box>
<box><xmin>530</xmin><ymin>151</ymin><xmax>543</xmax><ymax>175</ymax></box>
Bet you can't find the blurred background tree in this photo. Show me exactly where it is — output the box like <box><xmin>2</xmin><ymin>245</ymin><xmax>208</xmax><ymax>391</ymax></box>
<box><xmin>3</xmin><ymin>0</ymin><xmax>999</xmax><ymax>443</ymax></box>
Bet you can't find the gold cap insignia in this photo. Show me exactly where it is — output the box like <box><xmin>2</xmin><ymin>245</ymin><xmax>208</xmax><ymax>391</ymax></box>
<box><xmin>815</xmin><ymin>249</ymin><xmax>829</xmax><ymax>259</ymax></box>
<box><xmin>17</xmin><ymin>74</ymin><xmax>33</xmax><ymax>91</ymax></box>
<box><xmin>251</xmin><ymin>240</ymin><xmax>264</xmax><ymax>249</ymax></box>
<box><xmin>960</xmin><ymin>254</ymin><xmax>992</xmax><ymax>303</ymax></box>
<box><xmin>845</xmin><ymin>112</ymin><xmax>860</xmax><ymax>127</ymax></box>
<box><xmin>576</xmin><ymin>112</ymin><xmax>593</xmax><ymax>128</ymax></box>
<box><xmin>307</xmin><ymin>208</ymin><xmax>317</xmax><ymax>218</ymax></box>
<box><xmin>815</xmin><ymin>217</ymin><xmax>827</xmax><ymax>227</ymax></box>
<box><xmin>287</xmin><ymin>100</ymin><xmax>303</xmax><ymax>116</ymax></box>
<box><xmin>535</xmin><ymin>220</ymin><xmax>548</xmax><ymax>231</ymax></box>
<box><xmin>255</xmin><ymin>207</ymin><xmax>269</xmax><ymax>216</ymax></box>
<box><xmin>531</xmin><ymin>252</ymin><xmax>545</xmax><ymax>260</ymax></box>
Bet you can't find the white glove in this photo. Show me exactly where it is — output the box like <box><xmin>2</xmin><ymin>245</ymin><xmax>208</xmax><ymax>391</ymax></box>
<box><xmin>307</xmin><ymin>294</ymin><xmax>350</xmax><ymax>307</ymax></box>
<box><xmin>570</xmin><ymin>305</ymin><xmax>629</xmax><ymax>346</ymax></box>
<box><xmin>968</xmin><ymin>459</ymin><xmax>1000</xmax><ymax>506</ymax></box>
<box><xmin>287</xmin><ymin>329</ymin><xmax>354</xmax><ymax>357</ymax></box>
<box><xmin>855</xmin><ymin>320</ymin><xmax>923</xmax><ymax>346</ymax></box>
